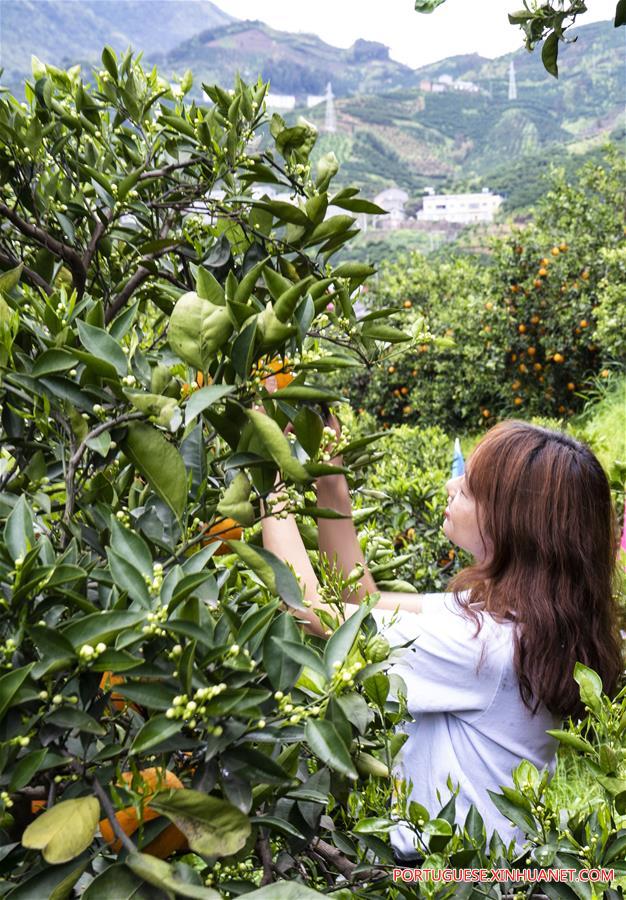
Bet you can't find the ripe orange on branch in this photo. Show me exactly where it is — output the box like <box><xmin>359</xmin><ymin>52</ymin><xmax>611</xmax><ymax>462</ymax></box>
<box><xmin>99</xmin><ymin>768</ymin><xmax>186</xmax><ymax>857</ymax></box>
<box><xmin>255</xmin><ymin>357</ymin><xmax>294</xmax><ymax>391</ymax></box>
<box><xmin>201</xmin><ymin>517</ymin><xmax>243</xmax><ymax>554</ymax></box>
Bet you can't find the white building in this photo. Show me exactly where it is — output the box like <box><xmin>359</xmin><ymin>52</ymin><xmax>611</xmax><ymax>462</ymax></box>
<box><xmin>453</xmin><ymin>80</ymin><xmax>480</xmax><ymax>93</ymax></box>
<box><xmin>417</xmin><ymin>189</ymin><xmax>503</xmax><ymax>224</ymax></box>
<box><xmin>265</xmin><ymin>94</ymin><xmax>296</xmax><ymax>111</ymax></box>
<box><xmin>372</xmin><ymin>187</ymin><xmax>409</xmax><ymax>230</ymax></box>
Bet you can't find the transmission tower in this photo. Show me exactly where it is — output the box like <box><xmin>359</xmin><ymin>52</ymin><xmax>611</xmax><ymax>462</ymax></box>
<box><xmin>508</xmin><ymin>60</ymin><xmax>518</xmax><ymax>101</ymax></box>
<box><xmin>323</xmin><ymin>82</ymin><xmax>336</xmax><ymax>133</ymax></box>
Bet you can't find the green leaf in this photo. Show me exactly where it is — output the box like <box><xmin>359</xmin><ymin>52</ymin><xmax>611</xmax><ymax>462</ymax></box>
<box><xmin>125</xmin><ymin>854</ymin><xmax>220</xmax><ymax>899</ymax></box>
<box><xmin>32</xmin><ymin>349</ymin><xmax>80</xmax><ymax>377</ymax></box>
<box><xmin>184</xmin><ymin>384</ymin><xmax>235</xmax><ymax>427</ymax></box>
<box><xmin>0</xmin><ymin>664</ymin><xmax>34</xmax><ymax>720</ymax></box>
<box><xmin>123</xmin><ymin>390</ymin><xmax>180</xmax><ymax>430</ymax></box>
<box><xmin>263</xmin><ymin>612</ymin><xmax>303</xmax><ymax>690</ymax></box>
<box><xmin>62</xmin><ymin>610</ymin><xmax>145</xmax><ymax>649</ymax></box>
<box><xmin>574</xmin><ymin>663</ymin><xmax>603</xmax><ymax>714</ymax></box>
<box><xmin>5</xmin><ymin>856</ymin><xmax>88</xmax><ymax>900</ymax></box>
<box><xmin>4</xmin><ymin>495</ymin><xmax>35</xmax><ymax>562</ymax></box>
<box><xmin>110</xmin><ymin>517</ymin><xmax>152</xmax><ymax>576</ymax></box>
<box><xmin>361</xmin><ymin>321</ymin><xmax>411</xmax><ymax>343</ymax></box>
<box><xmin>217</xmin><ymin>471</ymin><xmax>255</xmax><ymax>526</ymax></box>
<box><xmin>114</xmin><ymin>681</ymin><xmax>176</xmax><ymax>710</ymax></box>
<box><xmin>131</xmin><ymin>715</ymin><xmax>183</xmax><ymax>754</ymax></box>
<box><xmin>46</xmin><ymin>707</ymin><xmax>106</xmax><ymax>735</ymax></box>
<box><xmin>414</xmin><ymin>0</ymin><xmax>447</xmax><ymax>10</ymax></box>
<box><xmin>304</xmin><ymin>719</ymin><xmax>358</xmax><ymax>780</ymax></box>
<box><xmin>149</xmin><ymin>789</ymin><xmax>251</xmax><ymax>857</ymax></box>
<box><xmin>101</xmin><ymin>46</ymin><xmax>118</xmax><ymax>80</ymax></box>
<box><xmin>107</xmin><ymin>549</ymin><xmax>151</xmax><ymax>606</ymax></box>
<box><xmin>76</xmin><ymin>320</ymin><xmax>127</xmax><ymax>376</ymax></box>
<box><xmin>10</xmin><ymin>748</ymin><xmax>48</xmax><ymax>791</ymax></box>
<box><xmin>616</xmin><ymin>0</ymin><xmax>626</xmax><ymax>26</ymax></box>
<box><xmin>545</xmin><ymin>729</ymin><xmax>593</xmax><ymax>753</ymax></box>
<box><xmin>315</xmin><ymin>152</ymin><xmax>339</xmax><ymax>192</ymax></box>
<box><xmin>22</xmin><ymin>796</ymin><xmax>100</xmax><ymax>863</ymax></box>
<box><xmin>249</xmin><ymin>815</ymin><xmax>305</xmax><ymax>841</ymax></box>
<box><xmin>353</xmin><ymin>817</ymin><xmax>395</xmax><ymax>833</ymax></box>
<box><xmin>234</xmin><ymin>258</ymin><xmax>267</xmax><ymax>303</ymax></box>
<box><xmin>271</xmin><ymin>637</ymin><xmax>326</xmax><ymax>676</ymax></box>
<box><xmin>363</xmin><ymin>673</ymin><xmax>390</xmax><ymax>708</ymax></box>
<box><xmin>227</xmin><ymin>541</ymin><xmax>304</xmax><ymax>609</ymax></box>
<box><xmin>82</xmin><ymin>864</ymin><xmax>169</xmax><ymax>900</ymax></box>
<box><xmin>245</xmin><ymin>409</ymin><xmax>309</xmax><ymax>482</ymax></box>
<box><xmin>0</xmin><ymin>263</ymin><xmax>23</xmax><ymax>294</ymax></box>
<box><xmin>332</xmin><ymin>261</ymin><xmax>376</xmax><ymax>278</ymax></box>
<box><xmin>331</xmin><ymin>197</ymin><xmax>386</xmax><ymax>215</ymax></box>
<box><xmin>269</xmin><ymin>385</ymin><xmax>343</xmax><ymax>402</ymax></box>
<box><xmin>324</xmin><ymin>602</ymin><xmax>371</xmax><ymax>676</ymax></box>
<box><xmin>293</xmin><ymin>405</ymin><xmax>323</xmax><ymax>458</ymax></box>
<box><xmin>169</xmin><ymin>291</ymin><xmax>233</xmax><ymax>370</ymax></box>
<box><xmin>122</xmin><ymin>421</ymin><xmax>187</xmax><ymax>520</ymax></box>
<box><xmin>196</xmin><ymin>267</ymin><xmax>225</xmax><ymax>305</ymax></box>
<box><xmin>542</xmin><ymin>31</ymin><xmax>560</xmax><ymax>78</ymax></box>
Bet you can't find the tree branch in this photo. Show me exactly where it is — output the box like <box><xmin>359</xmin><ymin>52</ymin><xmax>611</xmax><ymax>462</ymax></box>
<box><xmin>0</xmin><ymin>201</ymin><xmax>86</xmax><ymax>297</ymax></box>
<box><xmin>92</xmin><ymin>778</ymin><xmax>136</xmax><ymax>854</ymax></box>
<box><xmin>256</xmin><ymin>832</ymin><xmax>275</xmax><ymax>886</ymax></box>
<box><xmin>63</xmin><ymin>412</ymin><xmax>143</xmax><ymax>523</ymax></box>
<box><xmin>0</xmin><ymin>249</ymin><xmax>52</xmax><ymax>295</ymax></box>
<box><xmin>310</xmin><ymin>838</ymin><xmax>356</xmax><ymax>880</ymax></box>
<box><xmin>105</xmin><ymin>264</ymin><xmax>151</xmax><ymax>324</ymax></box>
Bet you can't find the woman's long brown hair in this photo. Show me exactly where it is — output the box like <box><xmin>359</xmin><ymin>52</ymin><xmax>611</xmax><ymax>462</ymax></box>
<box><xmin>449</xmin><ymin>420</ymin><xmax>623</xmax><ymax>721</ymax></box>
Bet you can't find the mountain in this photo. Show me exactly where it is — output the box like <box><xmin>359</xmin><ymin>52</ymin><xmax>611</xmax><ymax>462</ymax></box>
<box><xmin>0</xmin><ymin>0</ymin><xmax>233</xmax><ymax>87</ymax></box>
<box><xmin>158</xmin><ymin>20</ymin><xmax>421</xmax><ymax>95</ymax></box>
<box><xmin>298</xmin><ymin>20</ymin><xmax>624</xmax><ymax>200</ymax></box>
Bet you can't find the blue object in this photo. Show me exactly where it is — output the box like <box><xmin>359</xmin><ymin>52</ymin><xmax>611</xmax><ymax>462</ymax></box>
<box><xmin>451</xmin><ymin>437</ymin><xmax>465</xmax><ymax>479</ymax></box>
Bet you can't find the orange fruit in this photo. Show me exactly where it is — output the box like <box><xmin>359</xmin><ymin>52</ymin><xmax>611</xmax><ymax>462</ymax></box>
<box><xmin>99</xmin><ymin>768</ymin><xmax>185</xmax><ymax>855</ymax></box>
<box><xmin>143</xmin><ymin>823</ymin><xmax>189</xmax><ymax>859</ymax></box>
<box><xmin>402</xmin><ymin>405</ymin><xmax>412</xmax><ymax>415</ymax></box>
<box><xmin>400</xmin><ymin>386</ymin><xmax>409</xmax><ymax>395</ymax></box>
<box><xmin>552</xmin><ymin>353</ymin><xmax>565</xmax><ymax>364</ymax></box>
<box><xmin>202</xmin><ymin>518</ymin><xmax>243</xmax><ymax>554</ymax></box>
<box><xmin>388</xmin><ymin>365</ymin><xmax>396</xmax><ymax>374</ymax></box>
<box><xmin>514</xmin><ymin>397</ymin><xmax>523</xmax><ymax>406</ymax></box>
<box><xmin>533</xmin><ymin>279</ymin><xmax>543</xmax><ymax>289</ymax></box>
<box><xmin>581</xmin><ymin>270</ymin><xmax>590</xmax><ymax>280</ymax></box>
<box><xmin>510</xmin><ymin>284</ymin><xmax>519</xmax><ymax>293</ymax></box>
<box><xmin>527</xmin><ymin>347</ymin><xmax>536</xmax><ymax>356</ymax></box>
<box><xmin>403</xmin><ymin>300</ymin><xmax>412</xmax><ymax>309</ymax></box>
<box><xmin>559</xmin><ymin>243</ymin><xmax>568</xmax><ymax>252</ymax></box>
<box><xmin>518</xmin><ymin>363</ymin><xmax>528</xmax><ymax>374</ymax></box>
<box><xmin>485</xmin><ymin>302</ymin><xmax>493</xmax><ymax>310</ymax></box>
<box><xmin>510</xmin><ymin>353</ymin><xmax>517</xmax><ymax>362</ymax></box>
<box><xmin>259</xmin><ymin>357</ymin><xmax>294</xmax><ymax>392</ymax></box>
<box><xmin>518</xmin><ymin>324</ymin><xmax>527</xmax><ymax>334</ymax></box>
<box><xmin>580</xmin><ymin>319</ymin><xmax>588</xmax><ymax>328</ymax></box>
<box><xmin>533</xmin><ymin>363</ymin><xmax>542</xmax><ymax>371</ymax></box>
<box><xmin>551</xmin><ymin>247</ymin><xmax>560</xmax><ymax>256</ymax></box>
<box><xmin>540</xmin><ymin>258</ymin><xmax>550</xmax><ymax>267</ymax></box>
<box><xmin>411</xmin><ymin>369</ymin><xmax>417</xmax><ymax>376</ymax></box>
<box><xmin>482</xmin><ymin>409</ymin><xmax>490</xmax><ymax>418</ymax></box>
<box><xmin>601</xmin><ymin>369</ymin><xmax>610</xmax><ymax>378</ymax></box>
<box><xmin>530</xmin><ymin>315</ymin><xmax>540</xmax><ymax>325</ymax></box>
<box><xmin>567</xmin><ymin>382</ymin><xmax>575</xmax><ymax>391</ymax></box>
<box><xmin>511</xmin><ymin>380</ymin><xmax>521</xmax><ymax>390</ymax></box>
<box><xmin>393</xmin><ymin>388</ymin><xmax>400</xmax><ymax>398</ymax></box>
<box><xmin>100</xmin><ymin>672</ymin><xmax>129</xmax><ymax>713</ymax></box>
<box><xmin>538</xmin><ymin>267</ymin><xmax>548</xmax><ymax>277</ymax></box>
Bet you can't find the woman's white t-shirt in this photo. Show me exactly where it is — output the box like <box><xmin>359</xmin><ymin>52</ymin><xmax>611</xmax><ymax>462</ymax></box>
<box><xmin>370</xmin><ymin>592</ymin><xmax>560</xmax><ymax>856</ymax></box>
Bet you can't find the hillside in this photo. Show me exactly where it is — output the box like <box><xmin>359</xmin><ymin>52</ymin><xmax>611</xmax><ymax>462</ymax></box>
<box><xmin>0</xmin><ymin>0</ymin><xmax>233</xmax><ymax>88</ymax></box>
<box><xmin>158</xmin><ymin>20</ymin><xmax>420</xmax><ymax>96</ymax></box>
<box><xmin>298</xmin><ymin>20</ymin><xmax>624</xmax><ymax>200</ymax></box>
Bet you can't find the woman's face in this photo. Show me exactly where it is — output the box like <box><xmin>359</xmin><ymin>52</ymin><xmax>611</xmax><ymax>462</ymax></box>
<box><xmin>443</xmin><ymin>470</ymin><xmax>492</xmax><ymax>562</ymax></box>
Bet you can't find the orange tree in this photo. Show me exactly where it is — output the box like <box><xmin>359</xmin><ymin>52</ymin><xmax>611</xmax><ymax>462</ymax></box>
<box><xmin>349</xmin><ymin>146</ymin><xmax>625</xmax><ymax>431</ymax></box>
<box><xmin>0</xmin><ymin>49</ymin><xmax>422</xmax><ymax>896</ymax></box>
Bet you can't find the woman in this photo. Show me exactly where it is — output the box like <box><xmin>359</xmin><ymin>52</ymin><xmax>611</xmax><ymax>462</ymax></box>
<box><xmin>261</xmin><ymin>415</ymin><xmax>624</xmax><ymax>859</ymax></box>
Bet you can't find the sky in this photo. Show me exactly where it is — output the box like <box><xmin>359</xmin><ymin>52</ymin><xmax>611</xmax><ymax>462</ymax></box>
<box><xmin>211</xmin><ymin>0</ymin><xmax>618</xmax><ymax>68</ymax></box>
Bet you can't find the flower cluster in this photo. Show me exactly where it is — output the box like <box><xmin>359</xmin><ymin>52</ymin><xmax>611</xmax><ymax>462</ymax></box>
<box><xmin>78</xmin><ymin>641</ymin><xmax>107</xmax><ymax>663</ymax></box>
<box><xmin>273</xmin><ymin>690</ymin><xmax>320</xmax><ymax>726</ymax></box>
<box><xmin>330</xmin><ymin>658</ymin><xmax>364</xmax><ymax>694</ymax></box>
<box><xmin>143</xmin><ymin>563</ymin><xmax>164</xmax><ymax>599</ymax></box>
<box><xmin>141</xmin><ymin>603</ymin><xmax>167</xmax><ymax>635</ymax></box>
<box><xmin>165</xmin><ymin>684</ymin><xmax>227</xmax><ymax>733</ymax></box>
